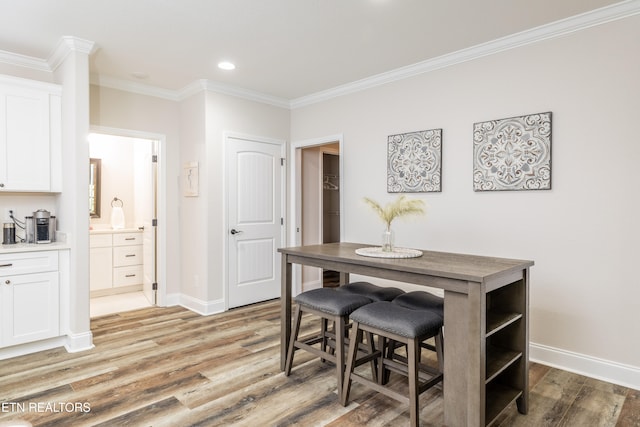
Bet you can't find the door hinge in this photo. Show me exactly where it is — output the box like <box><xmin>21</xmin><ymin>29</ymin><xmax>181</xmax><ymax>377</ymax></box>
<box><xmin>281</xmin><ymin>158</ymin><xmax>285</xmax><ymax>166</ymax></box>
<box><xmin>152</xmin><ymin>219</ymin><xmax>158</xmax><ymax>226</ymax></box>
<box><xmin>152</xmin><ymin>155</ymin><xmax>158</xmax><ymax>163</ymax></box>
<box><xmin>152</xmin><ymin>282</ymin><xmax>158</xmax><ymax>290</ymax></box>
<box><xmin>281</xmin><ymin>218</ymin><xmax>284</xmax><ymax>225</ymax></box>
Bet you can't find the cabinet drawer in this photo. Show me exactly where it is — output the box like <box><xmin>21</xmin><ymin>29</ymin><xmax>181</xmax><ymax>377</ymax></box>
<box><xmin>113</xmin><ymin>233</ymin><xmax>142</xmax><ymax>246</ymax></box>
<box><xmin>113</xmin><ymin>265</ymin><xmax>143</xmax><ymax>287</ymax></box>
<box><xmin>90</xmin><ymin>234</ymin><xmax>112</xmax><ymax>248</ymax></box>
<box><xmin>0</xmin><ymin>251</ymin><xmax>58</xmax><ymax>276</ymax></box>
<box><xmin>113</xmin><ymin>245</ymin><xmax>142</xmax><ymax>267</ymax></box>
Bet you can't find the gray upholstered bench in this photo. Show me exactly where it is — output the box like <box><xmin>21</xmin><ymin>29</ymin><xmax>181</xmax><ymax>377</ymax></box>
<box><xmin>392</xmin><ymin>290</ymin><xmax>443</xmax><ymax>318</ymax></box>
<box><xmin>392</xmin><ymin>290</ymin><xmax>444</xmax><ymax>358</ymax></box>
<box><xmin>342</xmin><ymin>301</ymin><xmax>444</xmax><ymax>427</ymax></box>
<box><xmin>336</xmin><ymin>281</ymin><xmax>405</xmax><ymax>302</ymax></box>
<box><xmin>284</xmin><ymin>287</ymin><xmax>375</xmax><ymax>401</ymax></box>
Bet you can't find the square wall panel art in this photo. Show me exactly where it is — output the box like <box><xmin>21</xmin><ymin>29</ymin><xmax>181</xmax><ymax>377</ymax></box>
<box><xmin>387</xmin><ymin>128</ymin><xmax>442</xmax><ymax>193</ymax></box>
<box><xmin>473</xmin><ymin>112</ymin><xmax>552</xmax><ymax>191</ymax></box>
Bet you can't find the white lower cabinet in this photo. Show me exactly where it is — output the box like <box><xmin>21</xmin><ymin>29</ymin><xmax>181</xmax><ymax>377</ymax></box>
<box><xmin>90</xmin><ymin>247</ymin><xmax>112</xmax><ymax>290</ymax></box>
<box><xmin>0</xmin><ymin>251</ymin><xmax>59</xmax><ymax>348</ymax></box>
<box><xmin>90</xmin><ymin>234</ymin><xmax>112</xmax><ymax>291</ymax></box>
<box><xmin>113</xmin><ymin>244</ymin><xmax>143</xmax><ymax>287</ymax></box>
<box><xmin>90</xmin><ymin>231</ymin><xmax>143</xmax><ymax>292</ymax></box>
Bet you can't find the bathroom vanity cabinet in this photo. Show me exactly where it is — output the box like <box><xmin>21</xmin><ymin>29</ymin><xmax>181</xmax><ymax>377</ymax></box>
<box><xmin>90</xmin><ymin>229</ymin><xmax>143</xmax><ymax>294</ymax></box>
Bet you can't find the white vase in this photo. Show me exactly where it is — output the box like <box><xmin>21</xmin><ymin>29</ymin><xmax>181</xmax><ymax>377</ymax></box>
<box><xmin>382</xmin><ymin>228</ymin><xmax>395</xmax><ymax>252</ymax></box>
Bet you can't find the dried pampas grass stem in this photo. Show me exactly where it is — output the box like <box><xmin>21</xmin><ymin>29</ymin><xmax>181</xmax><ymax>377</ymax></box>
<box><xmin>363</xmin><ymin>195</ymin><xmax>426</xmax><ymax>231</ymax></box>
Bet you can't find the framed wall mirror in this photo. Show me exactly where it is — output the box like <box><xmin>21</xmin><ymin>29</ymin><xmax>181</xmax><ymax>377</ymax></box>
<box><xmin>89</xmin><ymin>158</ymin><xmax>101</xmax><ymax>218</ymax></box>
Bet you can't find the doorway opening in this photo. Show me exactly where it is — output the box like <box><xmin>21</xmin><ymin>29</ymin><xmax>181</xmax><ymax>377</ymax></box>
<box><xmin>292</xmin><ymin>136</ymin><xmax>343</xmax><ymax>293</ymax></box>
<box><xmin>87</xmin><ymin>130</ymin><xmax>162</xmax><ymax>317</ymax></box>
<box><xmin>321</xmin><ymin>151</ymin><xmax>340</xmax><ymax>287</ymax></box>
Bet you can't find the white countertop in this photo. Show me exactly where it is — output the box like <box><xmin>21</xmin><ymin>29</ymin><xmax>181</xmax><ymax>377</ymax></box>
<box><xmin>90</xmin><ymin>227</ymin><xmax>142</xmax><ymax>235</ymax></box>
<box><xmin>0</xmin><ymin>241</ymin><xmax>71</xmax><ymax>254</ymax></box>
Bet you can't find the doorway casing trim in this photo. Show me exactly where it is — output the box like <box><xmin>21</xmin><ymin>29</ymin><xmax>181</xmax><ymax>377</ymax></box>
<box><xmin>89</xmin><ymin>125</ymin><xmax>168</xmax><ymax>307</ymax></box>
<box><xmin>290</xmin><ymin>134</ymin><xmax>344</xmax><ymax>295</ymax></box>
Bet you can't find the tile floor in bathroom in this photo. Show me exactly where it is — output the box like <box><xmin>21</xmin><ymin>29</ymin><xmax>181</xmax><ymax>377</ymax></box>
<box><xmin>90</xmin><ymin>291</ymin><xmax>153</xmax><ymax>318</ymax></box>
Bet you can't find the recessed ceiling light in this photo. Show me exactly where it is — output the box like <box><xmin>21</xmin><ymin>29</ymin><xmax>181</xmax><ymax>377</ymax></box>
<box><xmin>218</xmin><ymin>61</ymin><xmax>236</xmax><ymax>70</ymax></box>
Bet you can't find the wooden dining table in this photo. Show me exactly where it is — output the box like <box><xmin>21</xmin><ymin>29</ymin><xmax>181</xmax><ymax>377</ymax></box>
<box><xmin>278</xmin><ymin>242</ymin><xmax>534</xmax><ymax>427</ymax></box>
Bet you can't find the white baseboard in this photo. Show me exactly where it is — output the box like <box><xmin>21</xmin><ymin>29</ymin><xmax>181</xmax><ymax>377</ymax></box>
<box><xmin>0</xmin><ymin>337</ymin><xmax>67</xmax><ymax>360</ymax></box>
<box><xmin>530</xmin><ymin>342</ymin><xmax>640</xmax><ymax>391</ymax></box>
<box><xmin>0</xmin><ymin>332</ymin><xmax>96</xmax><ymax>360</ymax></box>
<box><xmin>65</xmin><ymin>331</ymin><xmax>95</xmax><ymax>353</ymax></box>
<box><xmin>179</xmin><ymin>294</ymin><xmax>225</xmax><ymax>316</ymax></box>
<box><xmin>163</xmin><ymin>292</ymin><xmax>181</xmax><ymax>307</ymax></box>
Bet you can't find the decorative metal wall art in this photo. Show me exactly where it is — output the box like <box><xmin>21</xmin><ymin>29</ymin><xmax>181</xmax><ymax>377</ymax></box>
<box><xmin>387</xmin><ymin>128</ymin><xmax>442</xmax><ymax>193</ymax></box>
<box><xmin>473</xmin><ymin>112</ymin><xmax>551</xmax><ymax>191</ymax></box>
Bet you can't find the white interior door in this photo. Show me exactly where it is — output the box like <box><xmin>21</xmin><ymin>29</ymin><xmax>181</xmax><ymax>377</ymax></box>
<box><xmin>134</xmin><ymin>139</ymin><xmax>157</xmax><ymax>305</ymax></box>
<box><xmin>227</xmin><ymin>135</ymin><xmax>284</xmax><ymax>308</ymax></box>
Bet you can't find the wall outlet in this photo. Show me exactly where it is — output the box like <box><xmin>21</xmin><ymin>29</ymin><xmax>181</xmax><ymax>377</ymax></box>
<box><xmin>3</xmin><ymin>208</ymin><xmax>15</xmax><ymax>222</ymax></box>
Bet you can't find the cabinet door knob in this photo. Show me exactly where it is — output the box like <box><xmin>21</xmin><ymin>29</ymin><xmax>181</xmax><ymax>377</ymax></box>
<box><xmin>0</xmin><ymin>183</ymin><xmax>4</xmax><ymax>188</ymax></box>
<box><xmin>5</xmin><ymin>280</ymin><xmax>10</xmax><ymax>285</ymax></box>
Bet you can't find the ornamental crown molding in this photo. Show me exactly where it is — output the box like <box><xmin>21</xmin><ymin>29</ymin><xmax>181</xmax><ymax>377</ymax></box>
<box><xmin>179</xmin><ymin>79</ymin><xmax>290</xmax><ymax>109</ymax></box>
<box><xmin>90</xmin><ymin>0</ymin><xmax>640</xmax><ymax>107</ymax></box>
<box><xmin>0</xmin><ymin>50</ymin><xmax>49</xmax><ymax>72</ymax></box>
<box><xmin>48</xmin><ymin>36</ymin><xmax>96</xmax><ymax>71</ymax></box>
<box><xmin>289</xmin><ymin>0</ymin><xmax>640</xmax><ymax>108</ymax></box>
<box><xmin>0</xmin><ymin>1</ymin><xmax>637</xmax><ymax>108</ymax></box>
<box><xmin>0</xmin><ymin>36</ymin><xmax>95</xmax><ymax>74</ymax></box>
<box><xmin>90</xmin><ymin>74</ymin><xmax>181</xmax><ymax>102</ymax></box>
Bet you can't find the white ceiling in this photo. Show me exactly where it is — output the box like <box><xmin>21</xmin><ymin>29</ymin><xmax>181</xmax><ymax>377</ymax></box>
<box><xmin>0</xmin><ymin>0</ymin><xmax>626</xmax><ymax>101</ymax></box>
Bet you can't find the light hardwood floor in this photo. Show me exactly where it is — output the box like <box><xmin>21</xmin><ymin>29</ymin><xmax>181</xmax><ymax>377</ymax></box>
<box><xmin>0</xmin><ymin>300</ymin><xmax>638</xmax><ymax>426</ymax></box>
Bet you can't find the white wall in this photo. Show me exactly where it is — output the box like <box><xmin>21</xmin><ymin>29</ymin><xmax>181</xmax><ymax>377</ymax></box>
<box><xmin>176</xmin><ymin>89</ymin><xmax>291</xmax><ymax>312</ymax></box>
<box><xmin>90</xmin><ymin>85</ymin><xmax>181</xmax><ymax>300</ymax></box>
<box><xmin>178</xmin><ymin>91</ymin><xmax>208</xmax><ymax>303</ymax></box>
<box><xmin>89</xmin><ymin>135</ymin><xmax>153</xmax><ymax>229</ymax></box>
<box><xmin>0</xmin><ymin>194</ymin><xmax>57</xmax><ymax>242</ymax></box>
<box><xmin>203</xmin><ymin>91</ymin><xmax>290</xmax><ymax>305</ymax></box>
<box><xmin>291</xmin><ymin>15</ymin><xmax>640</xmax><ymax>387</ymax></box>
<box><xmin>89</xmin><ymin>136</ymin><xmax>136</xmax><ymax>228</ymax></box>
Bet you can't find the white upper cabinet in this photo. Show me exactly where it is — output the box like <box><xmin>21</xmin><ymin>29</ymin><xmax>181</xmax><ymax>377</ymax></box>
<box><xmin>0</xmin><ymin>75</ymin><xmax>62</xmax><ymax>192</ymax></box>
